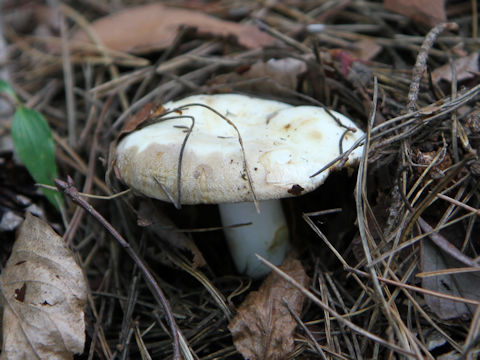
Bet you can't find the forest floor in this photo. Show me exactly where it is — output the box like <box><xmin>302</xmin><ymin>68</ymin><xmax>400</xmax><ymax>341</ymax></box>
<box><xmin>1</xmin><ymin>1</ymin><xmax>480</xmax><ymax>359</ymax></box>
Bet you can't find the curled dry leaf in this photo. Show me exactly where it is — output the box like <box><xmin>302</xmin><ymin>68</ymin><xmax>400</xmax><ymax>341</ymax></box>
<box><xmin>119</xmin><ymin>102</ymin><xmax>166</xmax><ymax>136</ymax></box>
<box><xmin>73</xmin><ymin>3</ymin><xmax>274</xmax><ymax>53</ymax></box>
<box><xmin>245</xmin><ymin>58</ymin><xmax>308</xmax><ymax>90</ymax></box>
<box><xmin>208</xmin><ymin>57</ymin><xmax>307</xmax><ymax>96</ymax></box>
<box><xmin>384</xmin><ymin>0</ymin><xmax>446</xmax><ymax>27</ymax></box>
<box><xmin>0</xmin><ymin>213</ymin><xmax>88</xmax><ymax>359</ymax></box>
<box><xmin>228</xmin><ymin>256</ymin><xmax>309</xmax><ymax>360</ymax></box>
<box><xmin>431</xmin><ymin>53</ymin><xmax>479</xmax><ymax>84</ymax></box>
<box><xmin>351</xmin><ymin>39</ymin><xmax>382</xmax><ymax>62</ymax></box>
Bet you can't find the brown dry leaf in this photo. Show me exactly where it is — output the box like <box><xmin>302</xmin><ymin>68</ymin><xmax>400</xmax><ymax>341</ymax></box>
<box><xmin>384</xmin><ymin>0</ymin><xmax>446</xmax><ymax>26</ymax></box>
<box><xmin>120</xmin><ymin>102</ymin><xmax>166</xmax><ymax>135</ymax></box>
<box><xmin>432</xmin><ymin>53</ymin><xmax>479</xmax><ymax>83</ymax></box>
<box><xmin>420</xmin><ymin>238</ymin><xmax>480</xmax><ymax>320</ymax></box>
<box><xmin>351</xmin><ymin>39</ymin><xmax>382</xmax><ymax>62</ymax></box>
<box><xmin>208</xmin><ymin>57</ymin><xmax>307</xmax><ymax>95</ymax></box>
<box><xmin>245</xmin><ymin>58</ymin><xmax>308</xmax><ymax>90</ymax></box>
<box><xmin>73</xmin><ymin>3</ymin><xmax>274</xmax><ymax>53</ymax></box>
<box><xmin>0</xmin><ymin>213</ymin><xmax>88</xmax><ymax>359</ymax></box>
<box><xmin>228</xmin><ymin>257</ymin><xmax>309</xmax><ymax>360</ymax></box>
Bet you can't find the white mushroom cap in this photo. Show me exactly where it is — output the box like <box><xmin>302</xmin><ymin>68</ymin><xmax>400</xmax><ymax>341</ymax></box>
<box><xmin>115</xmin><ymin>94</ymin><xmax>364</xmax><ymax>204</ymax></box>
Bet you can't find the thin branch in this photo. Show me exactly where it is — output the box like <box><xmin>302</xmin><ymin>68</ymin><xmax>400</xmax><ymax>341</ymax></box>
<box><xmin>407</xmin><ymin>22</ymin><xmax>459</xmax><ymax>112</ymax></box>
<box><xmin>55</xmin><ymin>178</ymin><xmax>183</xmax><ymax>360</ymax></box>
<box><xmin>346</xmin><ymin>267</ymin><xmax>480</xmax><ymax>306</ymax></box>
<box><xmin>169</xmin><ymin>102</ymin><xmax>260</xmax><ymax>212</ymax></box>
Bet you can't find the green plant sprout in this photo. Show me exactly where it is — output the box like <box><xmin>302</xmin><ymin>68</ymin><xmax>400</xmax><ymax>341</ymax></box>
<box><xmin>0</xmin><ymin>79</ymin><xmax>62</xmax><ymax>210</ymax></box>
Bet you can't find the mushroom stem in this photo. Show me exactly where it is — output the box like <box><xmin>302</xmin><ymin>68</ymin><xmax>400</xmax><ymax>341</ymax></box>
<box><xmin>218</xmin><ymin>199</ymin><xmax>290</xmax><ymax>278</ymax></box>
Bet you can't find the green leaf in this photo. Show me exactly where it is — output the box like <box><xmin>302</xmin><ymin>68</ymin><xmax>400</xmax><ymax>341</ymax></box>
<box><xmin>11</xmin><ymin>106</ymin><xmax>62</xmax><ymax>210</ymax></box>
<box><xmin>0</xmin><ymin>79</ymin><xmax>19</xmax><ymax>104</ymax></box>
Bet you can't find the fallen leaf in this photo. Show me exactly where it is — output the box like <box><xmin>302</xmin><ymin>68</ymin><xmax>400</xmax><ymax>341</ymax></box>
<box><xmin>351</xmin><ymin>39</ymin><xmax>382</xmax><ymax>62</ymax></box>
<box><xmin>0</xmin><ymin>213</ymin><xmax>88</xmax><ymax>359</ymax></box>
<box><xmin>208</xmin><ymin>57</ymin><xmax>307</xmax><ymax>95</ymax></box>
<box><xmin>73</xmin><ymin>3</ymin><xmax>274</xmax><ymax>53</ymax></box>
<box><xmin>420</xmin><ymin>238</ymin><xmax>480</xmax><ymax>320</ymax></box>
<box><xmin>384</xmin><ymin>0</ymin><xmax>446</xmax><ymax>27</ymax></box>
<box><xmin>119</xmin><ymin>102</ymin><xmax>166</xmax><ymax>135</ymax></box>
<box><xmin>432</xmin><ymin>53</ymin><xmax>479</xmax><ymax>83</ymax></box>
<box><xmin>248</xmin><ymin>58</ymin><xmax>307</xmax><ymax>90</ymax></box>
<box><xmin>228</xmin><ymin>256</ymin><xmax>309</xmax><ymax>360</ymax></box>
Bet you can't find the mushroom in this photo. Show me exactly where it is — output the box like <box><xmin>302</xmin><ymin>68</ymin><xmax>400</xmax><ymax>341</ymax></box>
<box><xmin>115</xmin><ymin>94</ymin><xmax>364</xmax><ymax>278</ymax></box>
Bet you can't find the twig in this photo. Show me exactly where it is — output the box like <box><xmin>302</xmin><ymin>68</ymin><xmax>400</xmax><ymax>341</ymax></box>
<box><xmin>437</xmin><ymin>192</ymin><xmax>480</xmax><ymax>217</ymax></box>
<box><xmin>87</xmin><ymin>294</ymin><xmax>110</xmax><ymax>359</ymax></box>
<box><xmin>473</xmin><ymin>0</ymin><xmax>478</xmax><ymax>38</ymax></box>
<box><xmin>55</xmin><ymin>178</ymin><xmax>183</xmax><ymax>360</ymax></box>
<box><xmin>346</xmin><ymin>267</ymin><xmax>480</xmax><ymax>306</ymax></box>
<box><xmin>163</xmin><ymin>252</ymin><xmax>232</xmax><ymax>319</ymax></box>
<box><xmin>450</xmin><ymin>57</ymin><xmax>460</xmax><ymax>163</ymax></box>
<box><xmin>59</xmin><ymin>3</ymin><xmax>130</xmax><ymax>112</ymax></box>
<box><xmin>354</xmin><ymin>78</ymin><xmax>417</xmax><ymax>354</ymax></box>
<box><xmin>52</xmin><ymin>130</ymin><xmax>112</xmax><ymax>194</ymax></box>
<box><xmin>399</xmin><ymin>155</ymin><xmax>475</xmax><ymax>244</ymax></box>
<box><xmin>313</xmin><ymin>83</ymin><xmax>479</xmax><ymax>180</ymax></box>
<box><xmin>283</xmin><ymin>299</ymin><xmax>329</xmax><ymax>360</ymax></box>
<box><xmin>255</xmin><ymin>19</ymin><xmax>312</xmax><ymax>53</ymax></box>
<box><xmin>107</xmin><ymin>63</ymin><xmax>220</xmax><ymax>135</ymax></box>
<box><xmin>168</xmin><ymin>102</ymin><xmax>260</xmax><ymax>212</ymax></box>
<box><xmin>149</xmin><ymin>114</ymin><xmax>195</xmax><ymax>210</ymax></box>
<box><xmin>407</xmin><ymin>22</ymin><xmax>459</xmax><ymax>112</ymax></box>
<box><xmin>175</xmin><ymin>118</ymin><xmax>194</xmax><ymax>209</ymax></box>
<box><xmin>464</xmin><ymin>306</ymin><xmax>480</xmax><ymax>360</ymax></box>
<box><xmin>355</xmin><ymin>77</ymin><xmax>389</xmax><ymax>319</ymax></box>
<box><xmin>64</xmin><ymin>96</ymin><xmax>113</xmax><ymax>245</ymax></box>
<box><xmin>59</xmin><ymin>13</ymin><xmax>76</xmax><ymax>148</ymax></box>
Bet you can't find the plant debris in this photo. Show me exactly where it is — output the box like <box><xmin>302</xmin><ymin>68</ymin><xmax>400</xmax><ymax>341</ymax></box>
<box><xmin>432</xmin><ymin>52</ymin><xmax>480</xmax><ymax>84</ymax></box>
<box><xmin>384</xmin><ymin>0</ymin><xmax>447</xmax><ymax>26</ymax></box>
<box><xmin>228</xmin><ymin>256</ymin><xmax>309</xmax><ymax>360</ymax></box>
<box><xmin>1</xmin><ymin>0</ymin><xmax>480</xmax><ymax>359</ymax></box>
<box><xmin>72</xmin><ymin>2</ymin><xmax>274</xmax><ymax>53</ymax></box>
<box><xmin>0</xmin><ymin>213</ymin><xmax>87</xmax><ymax>359</ymax></box>
<box><xmin>420</xmin><ymin>237</ymin><xmax>480</xmax><ymax>320</ymax></box>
